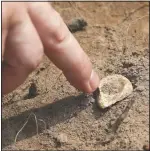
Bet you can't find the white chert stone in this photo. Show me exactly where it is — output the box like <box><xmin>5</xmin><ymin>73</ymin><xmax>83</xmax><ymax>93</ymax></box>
<box><xmin>98</xmin><ymin>74</ymin><xmax>133</xmax><ymax>108</ymax></box>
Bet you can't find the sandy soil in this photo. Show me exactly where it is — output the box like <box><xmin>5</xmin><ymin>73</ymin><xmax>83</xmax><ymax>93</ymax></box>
<box><xmin>2</xmin><ymin>2</ymin><xmax>149</xmax><ymax>150</ymax></box>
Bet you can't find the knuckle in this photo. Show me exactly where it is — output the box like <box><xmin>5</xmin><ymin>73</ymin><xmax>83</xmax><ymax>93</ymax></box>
<box><xmin>48</xmin><ymin>12</ymin><xmax>67</xmax><ymax>43</ymax></box>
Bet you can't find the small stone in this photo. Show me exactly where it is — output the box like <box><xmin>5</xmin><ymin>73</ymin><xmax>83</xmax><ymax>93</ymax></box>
<box><xmin>28</xmin><ymin>83</ymin><xmax>38</xmax><ymax>98</ymax></box>
<box><xmin>67</xmin><ymin>18</ymin><xmax>87</xmax><ymax>33</ymax></box>
<box><xmin>97</xmin><ymin>74</ymin><xmax>133</xmax><ymax>108</ymax></box>
<box><xmin>136</xmin><ymin>85</ymin><xmax>145</xmax><ymax>92</ymax></box>
<box><xmin>55</xmin><ymin>133</ymin><xmax>68</xmax><ymax>144</ymax></box>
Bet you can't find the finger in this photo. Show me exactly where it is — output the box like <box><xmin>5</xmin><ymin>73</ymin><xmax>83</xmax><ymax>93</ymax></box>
<box><xmin>2</xmin><ymin>2</ymin><xmax>12</xmax><ymax>60</ymax></box>
<box><xmin>2</xmin><ymin>63</ymin><xmax>29</xmax><ymax>94</ymax></box>
<box><xmin>27</xmin><ymin>2</ymin><xmax>100</xmax><ymax>93</ymax></box>
<box><xmin>2</xmin><ymin>2</ymin><xmax>43</xmax><ymax>94</ymax></box>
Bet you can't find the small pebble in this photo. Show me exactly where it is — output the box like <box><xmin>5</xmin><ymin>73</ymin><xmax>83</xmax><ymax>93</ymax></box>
<box><xmin>28</xmin><ymin>83</ymin><xmax>38</xmax><ymax>99</ymax></box>
<box><xmin>136</xmin><ymin>85</ymin><xmax>145</xmax><ymax>92</ymax></box>
<box><xmin>67</xmin><ymin>18</ymin><xmax>87</xmax><ymax>33</ymax></box>
<box><xmin>55</xmin><ymin>133</ymin><xmax>68</xmax><ymax>144</ymax></box>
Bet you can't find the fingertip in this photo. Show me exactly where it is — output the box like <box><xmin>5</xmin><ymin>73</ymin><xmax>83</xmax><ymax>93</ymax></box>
<box><xmin>88</xmin><ymin>70</ymin><xmax>100</xmax><ymax>93</ymax></box>
<box><xmin>64</xmin><ymin>69</ymin><xmax>100</xmax><ymax>94</ymax></box>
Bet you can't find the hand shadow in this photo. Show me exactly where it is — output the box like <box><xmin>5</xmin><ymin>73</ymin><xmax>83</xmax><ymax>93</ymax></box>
<box><xmin>2</xmin><ymin>93</ymin><xmax>95</xmax><ymax>148</ymax></box>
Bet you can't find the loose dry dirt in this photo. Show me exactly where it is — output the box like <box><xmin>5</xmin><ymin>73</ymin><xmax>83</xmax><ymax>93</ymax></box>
<box><xmin>2</xmin><ymin>2</ymin><xmax>149</xmax><ymax>150</ymax></box>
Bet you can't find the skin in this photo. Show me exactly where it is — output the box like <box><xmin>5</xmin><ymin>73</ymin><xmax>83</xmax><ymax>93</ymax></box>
<box><xmin>2</xmin><ymin>2</ymin><xmax>100</xmax><ymax>95</ymax></box>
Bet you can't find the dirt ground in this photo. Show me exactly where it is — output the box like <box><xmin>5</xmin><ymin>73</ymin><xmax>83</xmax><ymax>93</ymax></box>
<box><xmin>2</xmin><ymin>2</ymin><xmax>149</xmax><ymax>150</ymax></box>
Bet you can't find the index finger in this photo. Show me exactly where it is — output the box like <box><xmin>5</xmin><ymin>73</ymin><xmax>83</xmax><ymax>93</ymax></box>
<box><xmin>27</xmin><ymin>2</ymin><xmax>99</xmax><ymax>93</ymax></box>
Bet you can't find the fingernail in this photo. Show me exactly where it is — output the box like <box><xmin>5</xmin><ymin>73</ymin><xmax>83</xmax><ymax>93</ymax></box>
<box><xmin>89</xmin><ymin>70</ymin><xmax>100</xmax><ymax>92</ymax></box>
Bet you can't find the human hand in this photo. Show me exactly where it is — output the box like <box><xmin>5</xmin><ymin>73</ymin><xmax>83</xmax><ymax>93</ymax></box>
<box><xmin>2</xmin><ymin>2</ymin><xmax>99</xmax><ymax>95</ymax></box>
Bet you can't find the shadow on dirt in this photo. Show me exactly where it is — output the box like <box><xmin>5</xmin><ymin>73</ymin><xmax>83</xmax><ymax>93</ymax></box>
<box><xmin>2</xmin><ymin>93</ymin><xmax>108</xmax><ymax>148</ymax></box>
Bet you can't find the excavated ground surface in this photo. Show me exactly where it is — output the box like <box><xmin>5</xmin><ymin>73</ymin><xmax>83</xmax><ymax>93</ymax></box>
<box><xmin>2</xmin><ymin>2</ymin><xmax>149</xmax><ymax>150</ymax></box>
